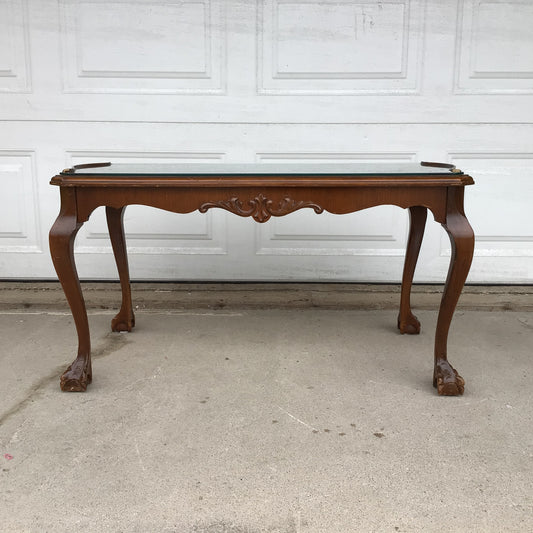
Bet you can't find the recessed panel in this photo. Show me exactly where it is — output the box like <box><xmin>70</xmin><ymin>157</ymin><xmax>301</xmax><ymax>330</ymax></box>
<box><xmin>275</xmin><ymin>2</ymin><xmax>405</xmax><ymax>75</ymax></box>
<box><xmin>0</xmin><ymin>3</ymin><xmax>14</xmax><ymax>72</ymax></box>
<box><xmin>0</xmin><ymin>0</ymin><xmax>30</xmax><ymax>92</ymax></box>
<box><xmin>449</xmin><ymin>154</ymin><xmax>533</xmax><ymax>256</ymax></box>
<box><xmin>255</xmin><ymin>153</ymin><xmax>415</xmax><ymax>255</ymax></box>
<box><xmin>61</xmin><ymin>0</ymin><xmax>225</xmax><ymax>93</ymax></box>
<box><xmin>473</xmin><ymin>2</ymin><xmax>533</xmax><ymax>75</ymax></box>
<box><xmin>68</xmin><ymin>152</ymin><xmax>228</xmax><ymax>255</ymax></box>
<box><xmin>77</xmin><ymin>2</ymin><xmax>207</xmax><ymax>75</ymax></box>
<box><xmin>259</xmin><ymin>0</ymin><xmax>424</xmax><ymax>94</ymax></box>
<box><xmin>455</xmin><ymin>0</ymin><xmax>533</xmax><ymax>93</ymax></box>
<box><xmin>0</xmin><ymin>152</ymin><xmax>40</xmax><ymax>251</ymax></box>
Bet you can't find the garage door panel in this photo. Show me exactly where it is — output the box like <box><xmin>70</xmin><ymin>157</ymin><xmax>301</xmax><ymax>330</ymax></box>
<box><xmin>59</xmin><ymin>0</ymin><xmax>226</xmax><ymax>94</ymax></box>
<box><xmin>255</xmin><ymin>207</ymin><xmax>407</xmax><ymax>257</ymax></box>
<box><xmin>75</xmin><ymin>206</ymin><xmax>228</xmax><ymax>257</ymax></box>
<box><xmin>0</xmin><ymin>0</ymin><xmax>30</xmax><ymax>93</ymax></box>
<box><xmin>448</xmin><ymin>154</ymin><xmax>533</xmax><ymax>257</ymax></box>
<box><xmin>0</xmin><ymin>151</ymin><xmax>41</xmax><ymax>254</ymax></box>
<box><xmin>68</xmin><ymin>150</ymin><xmax>229</xmax><ymax>257</ymax></box>
<box><xmin>456</xmin><ymin>0</ymin><xmax>533</xmax><ymax>94</ymax></box>
<box><xmin>259</xmin><ymin>0</ymin><xmax>424</xmax><ymax>94</ymax></box>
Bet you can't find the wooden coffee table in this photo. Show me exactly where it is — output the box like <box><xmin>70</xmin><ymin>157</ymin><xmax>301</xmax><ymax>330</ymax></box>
<box><xmin>50</xmin><ymin>162</ymin><xmax>475</xmax><ymax>395</ymax></box>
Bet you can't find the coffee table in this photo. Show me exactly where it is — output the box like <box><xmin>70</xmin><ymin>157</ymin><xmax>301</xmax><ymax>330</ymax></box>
<box><xmin>50</xmin><ymin>162</ymin><xmax>474</xmax><ymax>395</ymax></box>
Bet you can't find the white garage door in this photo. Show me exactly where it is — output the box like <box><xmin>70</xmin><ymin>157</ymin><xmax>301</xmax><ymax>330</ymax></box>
<box><xmin>1</xmin><ymin>0</ymin><xmax>532</xmax><ymax>283</ymax></box>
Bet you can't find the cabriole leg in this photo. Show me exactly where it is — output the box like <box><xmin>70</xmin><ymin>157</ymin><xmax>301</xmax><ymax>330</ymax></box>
<box><xmin>106</xmin><ymin>206</ymin><xmax>135</xmax><ymax>332</ymax></box>
<box><xmin>434</xmin><ymin>188</ymin><xmax>475</xmax><ymax>396</ymax></box>
<box><xmin>49</xmin><ymin>188</ymin><xmax>92</xmax><ymax>392</ymax></box>
<box><xmin>398</xmin><ymin>206</ymin><xmax>427</xmax><ymax>334</ymax></box>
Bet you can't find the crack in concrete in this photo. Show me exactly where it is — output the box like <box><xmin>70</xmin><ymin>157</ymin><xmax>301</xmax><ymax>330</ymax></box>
<box><xmin>518</xmin><ymin>317</ymin><xmax>533</xmax><ymax>330</ymax></box>
<box><xmin>189</xmin><ymin>516</ymin><xmax>300</xmax><ymax>533</ymax></box>
<box><xmin>0</xmin><ymin>332</ymin><xmax>131</xmax><ymax>429</ymax></box>
<box><xmin>0</xmin><ymin>365</ymin><xmax>67</xmax><ymax>430</ymax></box>
<box><xmin>91</xmin><ymin>331</ymin><xmax>130</xmax><ymax>358</ymax></box>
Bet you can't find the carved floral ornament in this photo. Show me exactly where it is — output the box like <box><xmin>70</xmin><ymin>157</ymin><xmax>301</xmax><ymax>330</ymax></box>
<box><xmin>199</xmin><ymin>194</ymin><xmax>324</xmax><ymax>222</ymax></box>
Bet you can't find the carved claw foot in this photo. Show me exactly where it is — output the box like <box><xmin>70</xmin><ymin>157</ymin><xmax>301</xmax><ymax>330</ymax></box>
<box><xmin>433</xmin><ymin>359</ymin><xmax>465</xmax><ymax>396</ymax></box>
<box><xmin>60</xmin><ymin>357</ymin><xmax>92</xmax><ymax>392</ymax></box>
<box><xmin>111</xmin><ymin>310</ymin><xmax>135</xmax><ymax>332</ymax></box>
<box><xmin>397</xmin><ymin>312</ymin><xmax>421</xmax><ymax>335</ymax></box>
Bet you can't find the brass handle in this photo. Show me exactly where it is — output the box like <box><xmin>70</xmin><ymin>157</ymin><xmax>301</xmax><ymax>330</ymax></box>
<box><xmin>421</xmin><ymin>161</ymin><xmax>462</xmax><ymax>173</ymax></box>
<box><xmin>61</xmin><ymin>162</ymin><xmax>111</xmax><ymax>174</ymax></box>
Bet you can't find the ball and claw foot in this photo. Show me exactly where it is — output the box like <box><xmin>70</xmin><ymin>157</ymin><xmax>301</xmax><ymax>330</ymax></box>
<box><xmin>433</xmin><ymin>359</ymin><xmax>465</xmax><ymax>396</ymax></box>
<box><xmin>60</xmin><ymin>357</ymin><xmax>92</xmax><ymax>392</ymax></box>
<box><xmin>398</xmin><ymin>312</ymin><xmax>421</xmax><ymax>335</ymax></box>
<box><xmin>111</xmin><ymin>310</ymin><xmax>135</xmax><ymax>332</ymax></box>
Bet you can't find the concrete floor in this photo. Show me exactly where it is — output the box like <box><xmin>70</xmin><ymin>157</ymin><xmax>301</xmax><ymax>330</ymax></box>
<box><xmin>0</xmin><ymin>307</ymin><xmax>532</xmax><ymax>532</ymax></box>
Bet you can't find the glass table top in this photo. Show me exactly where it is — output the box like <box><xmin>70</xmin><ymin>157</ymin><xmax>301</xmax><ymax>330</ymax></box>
<box><xmin>64</xmin><ymin>162</ymin><xmax>461</xmax><ymax>176</ymax></box>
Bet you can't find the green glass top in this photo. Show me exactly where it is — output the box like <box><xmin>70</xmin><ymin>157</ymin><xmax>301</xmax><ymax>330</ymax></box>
<box><xmin>64</xmin><ymin>162</ymin><xmax>461</xmax><ymax>176</ymax></box>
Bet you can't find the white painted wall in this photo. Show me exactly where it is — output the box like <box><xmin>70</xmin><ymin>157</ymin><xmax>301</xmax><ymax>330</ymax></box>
<box><xmin>1</xmin><ymin>0</ymin><xmax>532</xmax><ymax>282</ymax></box>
